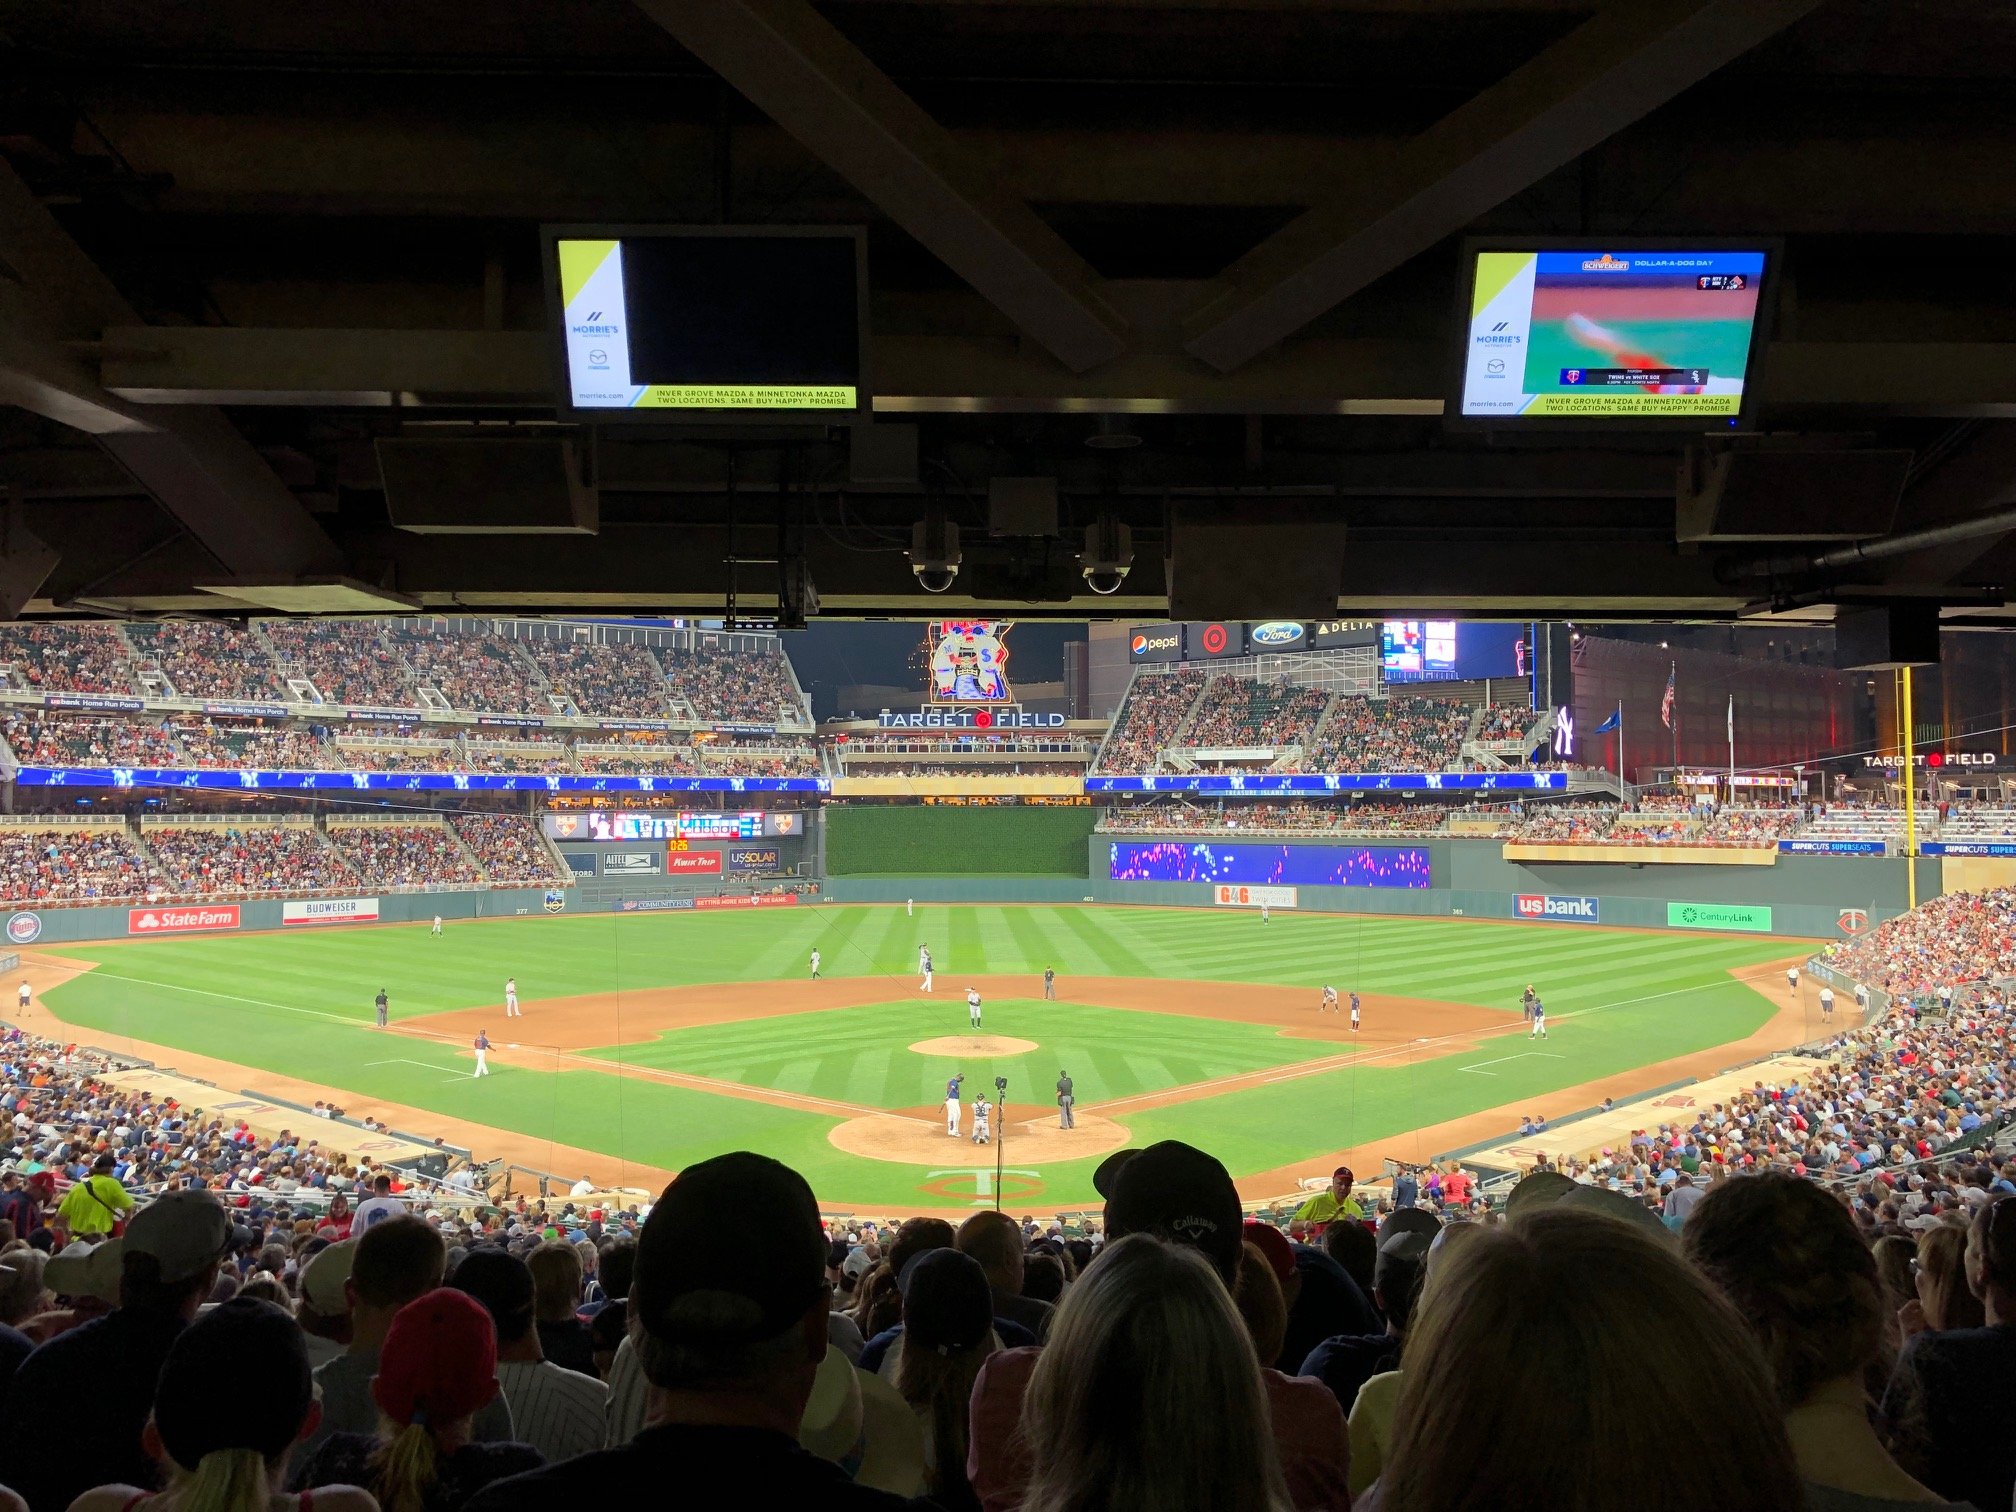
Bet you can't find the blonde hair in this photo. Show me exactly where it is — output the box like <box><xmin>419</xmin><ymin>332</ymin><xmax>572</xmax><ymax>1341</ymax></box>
<box><xmin>1915</xmin><ymin>1223</ymin><xmax>1984</xmax><ymax>1332</ymax></box>
<box><xmin>893</xmin><ymin>1328</ymin><xmax>991</xmax><ymax>1498</ymax></box>
<box><xmin>164</xmin><ymin>1447</ymin><xmax>278</xmax><ymax>1512</ymax></box>
<box><xmin>368</xmin><ymin>1421</ymin><xmax>443</xmax><ymax>1512</ymax></box>
<box><xmin>1381</xmin><ymin>1208</ymin><xmax>1802</xmax><ymax>1512</ymax></box>
<box><xmin>1019</xmin><ymin>1235</ymin><xmax>1290</xmax><ymax>1512</ymax></box>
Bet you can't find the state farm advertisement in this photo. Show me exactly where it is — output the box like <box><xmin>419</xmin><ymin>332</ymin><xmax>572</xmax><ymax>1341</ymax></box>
<box><xmin>129</xmin><ymin>905</ymin><xmax>241</xmax><ymax>936</ymax></box>
<box><xmin>282</xmin><ymin>897</ymin><xmax>381</xmax><ymax>927</ymax></box>
<box><xmin>665</xmin><ymin>852</ymin><xmax>724</xmax><ymax>875</ymax></box>
<box><xmin>695</xmin><ymin>894</ymin><xmax>799</xmax><ymax>910</ymax></box>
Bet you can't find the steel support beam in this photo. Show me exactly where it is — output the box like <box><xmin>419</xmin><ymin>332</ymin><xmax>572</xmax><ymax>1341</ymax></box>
<box><xmin>1181</xmin><ymin>0</ymin><xmax>1826</xmax><ymax>371</ymax></box>
<box><xmin>634</xmin><ymin>0</ymin><xmax>1127</xmax><ymax>373</ymax></box>
<box><xmin>100</xmin><ymin>324</ymin><xmax>2016</xmax><ymax>419</ymax></box>
<box><xmin>0</xmin><ymin>166</ymin><xmax>341</xmax><ymax>579</ymax></box>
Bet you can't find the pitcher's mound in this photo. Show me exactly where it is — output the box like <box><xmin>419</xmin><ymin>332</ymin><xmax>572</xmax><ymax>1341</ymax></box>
<box><xmin>830</xmin><ymin>1104</ymin><xmax>1129</xmax><ymax>1165</ymax></box>
<box><xmin>909</xmin><ymin>1035</ymin><xmax>1038</xmax><ymax>1057</ymax></box>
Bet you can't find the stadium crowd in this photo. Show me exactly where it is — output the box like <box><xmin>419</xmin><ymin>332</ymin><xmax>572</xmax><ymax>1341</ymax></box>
<box><xmin>0</xmin><ymin>829</ymin><xmax>157</xmax><ymax>906</ymax></box>
<box><xmin>1301</xmin><ymin>696</ymin><xmax>1469</xmax><ymax>774</ymax></box>
<box><xmin>168</xmin><ymin>720</ymin><xmax>330</xmax><ymax>770</ymax></box>
<box><xmin>1471</xmin><ymin>705</ymin><xmax>1534</xmax><ymax>742</ymax></box>
<box><xmin>0</xmin><ymin>625</ymin><xmax>135</xmax><ymax>696</ymax></box>
<box><xmin>144</xmin><ymin>826</ymin><xmax>359</xmax><ymax>897</ymax></box>
<box><xmin>1094</xmin><ymin>669</ymin><xmax>1208</xmax><ymax>772</ymax></box>
<box><xmin>3</xmin><ymin>714</ymin><xmax>179</xmax><ymax>769</ymax></box>
<box><xmin>660</xmin><ymin>643</ymin><xmax>804</xmax><ymax>725</ymax></box>
<box><xmin>124</xmin><ymin>623</ymin><xmax>284</xmax><ymax>702</ymax></box>
<box><xmin>1183</xmin><ymin>677</ymin><xmax>1330</xmax><ymax>750</ymax></box>
<box><xmin>265</xmin><ymin>621</ymin><xmax>420</xmax><ymax>709</ymax></box>
<box><xmin>1827</xmin><ymin>886</ymin><xmax>2016</xmax><ymax>997</ymax></box>
<box><xmin>451</xmin><ymin>818</ymin><xmax>559</xmax><ymax>884</ymax></box>
<box><xmin>523</xmin><ymin>643</ymin><xmax>670</xmax><ymax>720</ymax></box>
<box><xmin>388</xmin><ymin>628</ymin><xmax>547</xmax><ymax>717</ymax></box>
<box><xmin>325</xmin><ymin>825</ymin><xmax>483</xmax><ymax>888</ymax></box>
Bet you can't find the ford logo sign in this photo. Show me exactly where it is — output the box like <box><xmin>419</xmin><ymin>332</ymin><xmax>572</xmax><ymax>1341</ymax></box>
<box><xmin>1249</xmin><ymin>621</ymin><xmax>1305</xmax><ymax>647</ymax></box>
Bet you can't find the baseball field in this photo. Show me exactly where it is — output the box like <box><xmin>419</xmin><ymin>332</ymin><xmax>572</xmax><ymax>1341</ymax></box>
<box><xmin>21</xmin><ymin>904</ymin><xmax>1811</xmax><ymax>1210</ymax></box>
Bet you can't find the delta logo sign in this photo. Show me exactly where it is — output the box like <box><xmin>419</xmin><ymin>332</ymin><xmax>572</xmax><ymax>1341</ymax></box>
<box><xmin>128</xmin><ymin>905</ymin><xmax>241</xmax><ymax>936</ymax></box>
<box><xmin>1514</xmin><ymin>893</ymin><xmax>1600</xmax><ymax>923</ymax></box>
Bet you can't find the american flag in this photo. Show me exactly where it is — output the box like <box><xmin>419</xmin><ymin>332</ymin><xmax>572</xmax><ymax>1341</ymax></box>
<box><xmin>1660</xmin><ymin>666</ymin><xmax>1676</xmax><ymax>729</ymax></box>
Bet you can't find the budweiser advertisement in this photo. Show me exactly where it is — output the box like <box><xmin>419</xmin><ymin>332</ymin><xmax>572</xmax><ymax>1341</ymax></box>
<box><xmin>694</xmin><ymin>894</ymin><xmax>799</xmax><ymax>910</ymax></box>
<box><xmin>282</xmin><ymin>897</ymin><xmax>381</xmax><ymax>926</ymax></box>
<box><xmin>129</xmin><ymin>905</ymin><xmax>241</xmax><ymax>936</ymax></box>
<box><xmin>665</xmin><ymin>852</ymin><xmax>724</xmax><ymax>875</ymax></box>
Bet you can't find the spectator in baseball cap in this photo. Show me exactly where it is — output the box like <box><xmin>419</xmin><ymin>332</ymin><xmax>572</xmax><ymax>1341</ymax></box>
<box><xmin>0</xmin><ymin>1188</ymin><xmax>231</xmax><ymax>1511</ymax></box>
<box><xmin>891</xmin><ymin>1249</ymin><xmax>995</xmax><ymax>1510</ymax></box>
<box><xmin>1103</xmin><ymin>1140</ymin><xmax>1242</xmax><ymax>1284</ymax></box>
<box><xmin>69</xmin><ymin>1297</ymin><xmax>376</xmax><ymax>1512</ymax></box>
<box><xmin>461</xmin><ymin>1152</ymin><xmax>932</xmax><ymax>1511</ymax></box>
<box><xmin>296</xmin><ymin>1287</ymin><xmax>542</xmax><ymax>1512</ymax></box>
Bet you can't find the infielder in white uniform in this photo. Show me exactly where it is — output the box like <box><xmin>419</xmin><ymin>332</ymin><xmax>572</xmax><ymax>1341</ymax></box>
<box><xmin>971</xmin><ymin>1095</ymin><xmax>992</xmax><ymax>1145</ymax></box>
<box><xmin>1319</xmin><ymin>986</ymin><xmax>1338</xmax><ymax>1013</ymax></box>
<box><xmin>504</xmin><ymin>977</ymin><xmax>520</xmax><ymax>1017</ymax></box>
<box><xmin>920</xmin><ymin>947</ymin><xmax>934</xmax><ymax>994</ymax></box>
<box><xmin>967</xmin><ymin>988</ymin><xmax>983</xmax><ymax>1028</ymax></box>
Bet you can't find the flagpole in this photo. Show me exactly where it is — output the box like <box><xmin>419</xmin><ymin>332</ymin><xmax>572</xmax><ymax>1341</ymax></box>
<box><xmin>1670</xmin><ymin>660</ymin><xmax>1678</xmax><ymax>781</ymax></box>
<box><xmin>1727</xmin><ymin>692</ymin><xmax>1736</xmax><ymax>805</ymax></box>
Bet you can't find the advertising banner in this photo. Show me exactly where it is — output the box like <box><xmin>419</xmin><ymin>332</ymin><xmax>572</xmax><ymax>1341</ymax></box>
<box><xmin>1779</xmin><ymin>839</ymin><xmax>1886</xmax><ymax>855</ymax></box>
<box><xmin>1126</xmin><ymin>625</ymin><xmax>1184</xmax><ymax>663</ymax></box>
<box><xmin>1243</xmin><ymin>621</ymin><xmax>1307</xmax><ymax>653</ymax></box>
<box><xmin>694</xmin><ymin>893</ymin><xmax>800</xmax><ymax>910</ymax></box>
<box><xmin>1307</xmin><ymin>619</ymin><xmax>1382</xmax><ymax>650</ymax></box>
<box><xmin>1921</xmin><ymin>842</ymin><xmax>2016</xmax><ymax>857</ymax></box>
<box><xmin>1212</xmin><ymin>884</ymin><xmax>1297</xmax><ymax>908</ymax></box>
<box><xmin>1513</xmin><ymin>893</ymin><xmax>1600</xmax><ymax>923</ymax></box>
<box><xmin>763</xmin><ymin>813</ymin><xmax>804</xmax><ymax>837</ymax></box>
<box><xmin>600</xmin><ymin>852</ymin><xmax>663</xmax><ymax>875</ymax></box>
<box><xmin>665</xmin><ymin>852</ymin><xmax>724</xmax><ymax>875</ymax></box>
<box><xmin>281</xmin><ymin>897</ymin><xmax>381</xmax><ymax>926</ymax></box>
<box><xmin>1667</xmin><ymin>901</ymin><xmax>1773</xmax><ymax>933</ymax></box>
<box><xmin>129</xmin><ymin>905</ymin><xmax>240</xmax><ymax>936</ymax></box>
<box><xmin>728</xmin><ymin>845</ymin><xmax>782</xmax><ymax>871</ymax></box>
<box><xmin>1186</xmin><ymin>621</ymin><xmax>1244</xmax><ymax>660</ymax></box>
<box><xmin>616</xmin><ymin>897</ymin><xmax>697</xmax><ymax>912</ymax></box>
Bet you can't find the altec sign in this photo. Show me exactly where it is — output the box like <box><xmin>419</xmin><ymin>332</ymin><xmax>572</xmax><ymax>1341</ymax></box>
<box><xmin>1514</xmin><ymin>893</ymin><xmax>1600</xmax><ymax>922</ymax></box>
<box><xmin>129</xmin><ymin>905</ymin><xmax>240</xmax><ymax>936</ymax></box>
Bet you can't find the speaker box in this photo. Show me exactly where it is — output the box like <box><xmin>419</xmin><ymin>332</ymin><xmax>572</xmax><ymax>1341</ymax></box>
<box><xmin>1677</xmin><ymin>447</ymin><xmax>1910</xmax><ymax>542</ymax></box>
<box><xmin>1835</xmin><ymin>604</ymin><xmax>1941</xmax><ymax>669</ymax></box>
<box><xmin>377</xmin><ymin>437</ymin><xmax>597</xmax><ymax>534</ymax></box>
<box><xmin>1168</xmin><ymin>502</ymin><xmax>1346</xmax><ymax>620</ymax></box>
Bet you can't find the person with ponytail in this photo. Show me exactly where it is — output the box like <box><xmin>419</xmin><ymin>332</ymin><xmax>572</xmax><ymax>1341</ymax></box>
<box><xmin>66</xmin><ymin>1297</ymin><xmax>377</xmax><ymax>1512</ymax></box>
<box><xmin>296</xmin><ymin>1289</ymin><xmax>542</xmax><ymax>1512</ymax></box>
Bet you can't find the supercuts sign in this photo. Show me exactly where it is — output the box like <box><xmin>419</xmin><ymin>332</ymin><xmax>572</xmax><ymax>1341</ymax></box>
<box><xmin>878</xmin><ymin>708</ymin><xmax>1065</xmax><ymax>729</ymax></box>
<box><xmin>1863</xmin><ymin>752</ymin><xmax>1999</xmax><ymax>770</ymax></box>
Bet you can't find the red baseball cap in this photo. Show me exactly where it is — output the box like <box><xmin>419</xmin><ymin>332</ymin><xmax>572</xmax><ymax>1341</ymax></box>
<box><xmin>1241</xmin><ymin>1220</ymin><xmax>1296</xmax><ymax>1282</ymax></box>
<box><xmin>372</xmin><ymin>1289</ymin><xmax>498</xmax><ymax>1428</ymax></box>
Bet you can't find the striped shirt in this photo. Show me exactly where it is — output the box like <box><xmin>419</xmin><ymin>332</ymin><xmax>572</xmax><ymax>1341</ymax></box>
<box><xmin>497</xmin><ymin>1359</ymin><xmax>609</xmax><ymax>1463</ymax></box>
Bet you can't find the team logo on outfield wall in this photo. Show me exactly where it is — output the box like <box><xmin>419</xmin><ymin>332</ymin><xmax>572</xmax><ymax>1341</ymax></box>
<box><xmin>543</xmin><ymin>890</ymin><xmax>568</xmax><ymax>914</ymax></box>
<box><xmin>1838</xmin><ymin>909</ymin><xmax>1869</xmax><ymax>935</ymax></box>
<box><xmin>1514</xmin><ymin>894</ymin><xmax>1599</xmax><ymax>922</ymax></box>
<box><xmin>5</xmin><ymin>912</ymin><xmax>42</xmax><ymax>945</ymax></box>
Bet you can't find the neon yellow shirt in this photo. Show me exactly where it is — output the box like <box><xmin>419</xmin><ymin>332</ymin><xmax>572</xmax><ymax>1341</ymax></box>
<box><xmin>1293</xmin><ymin>1191</ymin><xmax>1366</xmax><ymax>1225</ymax></box>
<box><xmin>55</xmin><ymin>1174</ymin><xmax>134</xmax><ymax>1237</ymax></box>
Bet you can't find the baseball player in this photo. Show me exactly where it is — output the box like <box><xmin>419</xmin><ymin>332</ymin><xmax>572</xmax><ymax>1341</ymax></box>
<box><xmin>919</xmin><ymin>947</ymin><xmax>934</xmax><ymax>994</ymax></box>
<box><xmin>431</xmin><ymin>915</ymin><xmax>442</xmax><ymax>936</ymax></box>
<box><xmin>504</xmin><ymin>977</ymin><xmax>520</xmax><ymax>1018</ymax></box>
<box><xmin>1320</xmin><ymin>986</ymin><xmax>1339</xmax><ymax>1014</ymax></box>
<box><xmin>1786</xmin><ymin>965</ymin><xmax>1800</xmax><ymax>993</ymax></box>
<box><xmin>1529</xmin><ymin>997</ymin><xmax>1548</xmax><ymax>1039</ymax></box>
<box><xmin>907</xmin><ymin>898</ymin><xmax>914</xmax><ymax>917</ymax></box>
<box><xmin>1260</xmin><ymin>902</ymin><xmax>1269</xmax><ymax>925</ymax></box>
<box><xmin>1043</xmin><ymin>967</ymin><xmax>1056</xmax><ymax>1001</ymax></box>
<box><xmin>16</xmin><ymin>980</ymin><xmax>29</xmax><ymax>1012</ymax></box>
<box><xmin>971</xmin><ymin>1094</ymin><xmax>992</xmax><ymax>1145</ymax></box>
<box><xmin>1349</xmin><ymin>992</ymin><xmax>1362</xmax><ymax>1033</ymax></box>
<box><xmin>967</xmin><ymin>988</ymin><xmax>983</xmax><ymax>1029</ymax></box>
<box><xmin>945</xmin><ymin>1073</ymin><xmax>965</xmax><ymax>1137</ymax></box>
<box><xmin>374</xmin><ymin>988</ymin><xmax>389</xmax><ymax>1029</ymax></box>
<box><xmin>1521</xmin><ymin>985</ymin><xmax>1537</xmax><ymax>1016</ymax></box>
<box><xmin>1820</xmin><ymin>985</ymin><xmax>1835</xmax><ymax>1021</ymax></box>
<box><xmin>1056</xmin><ymin>1069</ymin><xmax>1075</xmax><ymax>1129</ymax></box>
<box><xmin>472</xmin><ymin>1029</ymin><xmax>491</xmax><ymax>1077</ymax></box>
<box><xmin>810</xmin><ymin>948</ymin><xmax>822</xmax><ymax>980</ymax></box>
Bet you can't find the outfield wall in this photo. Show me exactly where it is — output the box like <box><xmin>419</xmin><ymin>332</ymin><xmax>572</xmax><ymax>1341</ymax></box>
<box><xmin>828</xmin><ymin>835</ymin><xmax>1938</xmax><ymax>938</ymax></box>
<box><xmin>3</xmin><ymin>887</ymin><xmax>567</xmax><ymax>947</ymax></box>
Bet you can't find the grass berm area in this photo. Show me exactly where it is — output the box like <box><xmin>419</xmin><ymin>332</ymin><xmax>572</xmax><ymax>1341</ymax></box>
<box><xmin>29</xmin><ymin>906</ymin><xmax>1802</xmax><ymax>1208</ymax></box>
<box><xmin>824</xmin><ymin>804</ymin><xmax>1098</xmax><ymax>875</ymax></box>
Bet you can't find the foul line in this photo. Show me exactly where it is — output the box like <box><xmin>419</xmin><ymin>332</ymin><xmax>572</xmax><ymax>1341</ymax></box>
<box><xmin>1457</xmin><ymin>1051</ymin><xmax>1565</xmax><ymax>1076</ymax></box>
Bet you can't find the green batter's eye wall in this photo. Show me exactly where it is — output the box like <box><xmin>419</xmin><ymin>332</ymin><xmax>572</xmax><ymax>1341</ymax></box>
<box><xmin>823</xmin><ymin>805</ymin><xmax>1098</xmax><ymax>877</ymax></box>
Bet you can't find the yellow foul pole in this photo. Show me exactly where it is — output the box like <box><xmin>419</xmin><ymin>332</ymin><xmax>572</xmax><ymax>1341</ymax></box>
<box><xmin>1901</xmin><ymin>664</ymin><xmax>1917</xmax><ymax>910</ymax></box>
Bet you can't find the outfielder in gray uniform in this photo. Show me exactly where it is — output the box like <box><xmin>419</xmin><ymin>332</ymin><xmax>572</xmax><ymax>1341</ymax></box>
<box><xmin>1056</xmin><ymin>1069</ymin><xmax>1075</xmax><ymax>1129</ymax></box>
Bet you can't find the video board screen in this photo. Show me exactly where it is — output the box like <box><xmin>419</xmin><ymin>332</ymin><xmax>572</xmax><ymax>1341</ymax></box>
<box><xmin>1108</xmin><ymin>841</ymin><xmax>1431</xmax><ymax>888</ymax></box>
<box><xmin>546</xmin><ymin>227</ymin><xmax>867</xmax><ymax>419</ymax></box>
<box><xmin>1455</xmin><ymin>244</ymin><xmax>1771</xmax><ymax>425</ymax></box>
<box><xmin>1380</xmin><ymin>621</ymin><xmax>1528</xmax><ymax>684</ymax></box>
<box><xmin>541</xmin><ymin>811</ymin><xmax>767</xmax><ymax>841</ymax></box>
<box><xmin>926</xmin><ymin>620</ymin><xmax>1013</xmax><ymax>702</ymax></box>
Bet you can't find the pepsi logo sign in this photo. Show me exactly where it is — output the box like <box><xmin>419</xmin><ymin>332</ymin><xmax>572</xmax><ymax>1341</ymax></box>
<box><xmin>1248</xmin><ymin>621</ymin><xmax>1305</xmax><ymax>648</ymax></box>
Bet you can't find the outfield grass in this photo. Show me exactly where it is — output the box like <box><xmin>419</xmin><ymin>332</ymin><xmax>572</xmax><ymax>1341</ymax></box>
<box><xmin>34</xmin><ymin>905</ymin><xmax>1801</xmax><ymax>1207</ymax></box>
